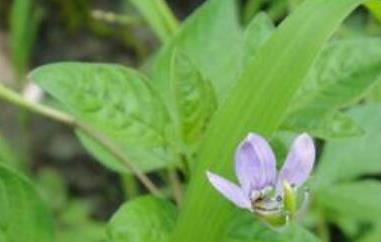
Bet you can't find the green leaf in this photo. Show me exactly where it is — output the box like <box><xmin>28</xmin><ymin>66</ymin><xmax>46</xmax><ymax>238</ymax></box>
<box><xmin>243</xmin><ymin>12</ymin><xmax>275</xmax><ymax>67</ymax></box>
<box><xmin>315</xmin><ymin>104</ymin><xmax>381</xmax><ymax>183</ymax></box>
<box><xmin>282</xmin><ymin>107</ymin><xmax>363</xmax><ymax>140</ymax></box>
<box><xmin>0</xmin><ymin>134</ymin><xmax>23</xmax><ymax>170</ymax></box>
<box><xmin>172</xmin><ymin>1</ymin><xmax>364</xmax><ymax>242</ymax></box>
<box><xmin>227</xmin><ymin>214</ymin><xmax>320</xmax><ymax>242</ymax></box>
<box><xmin>151</xmin><ymin>0</ymin><xmax>243</xmax><ymax>103</ymax></box>
<box><xmin>57</xmin><ymin>200</ymin><xmax>107</xmax><ymax>242</ymax></box>
<box><xmin>318</xmin><ymin>181</ymin><xmax>381</xmax><ymax>222</ymax></box>
<box><xmin>0</xmin><ymin>164</ymin><xmax>53</xmax><ymax>242</ymax></box>
<box><xmin>107</xmin><ymin>196</ymin><xmax>177</xmax><ymax>242</ymax></box>
<box><xmin>355</xmin><ymin>223</ymin><xmax>381</xmax><ymax>242</ymax></box>
<box><xmin>10</xmin><ymin>0</ymin><xmax>42</xmax><ymax>79</ymax></box>
<box><xmin>170</xmin><ymin>50</ymin><xmax>217</xmax><ymax>146</ymax></box>
<box><xmin>284</xmin><ymin>37</ymin><xmax>381</xmax><ymax>139</ymax></box>
<box><xmin>30</xmin><ymin>62</ymin><xmax>173</xmax><ymax>173</ymax></box>
<box><xmin>127</xmin><ymin>0</ymin><xmax>178</xmax><ymax>43</ymax></box>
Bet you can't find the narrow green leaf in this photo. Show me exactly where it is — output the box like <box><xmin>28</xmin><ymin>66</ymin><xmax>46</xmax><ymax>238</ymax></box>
<box><xmin>172</xmin><ymin>1</ymin><xmax>363</xmax><ymax>242</ymax></box>
<box><xmin>0</xmin><ymin>164</ymin><xmax>53</xmax><ymax>242</ymax></box>
<box><xmin>318</xmin><ymin>181</ymin><xmax>381</xmax><ymax>222</ymax></box>
<box><xmin>10</xmin><ymin>0</ymin><xmax>41</xmax><ymax>79</ymax></box>
<box><xmin>30</xmin><ymin>62</ymin><xmax>173</xmax><ymax>173</ymax></box>
<box><xmin>315</xmin><ymin>104</ymin><xmax>381</xmax><ymax>183</ymax></box>
<box><xmin>243</xmin><ymin>12</ymin><xmax>275</xmax><ymax>67</ymax></box>
<box><xmin>107</xmin><ymin>196</ymin><xmax>177</xmax><ymax>242</ymax></box>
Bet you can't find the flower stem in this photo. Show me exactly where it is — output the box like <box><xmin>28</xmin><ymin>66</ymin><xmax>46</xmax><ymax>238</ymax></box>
<box><xmin>0</xmin><ymin>82</ymin><xmax>163</xmax><ymax>197</ymax></box>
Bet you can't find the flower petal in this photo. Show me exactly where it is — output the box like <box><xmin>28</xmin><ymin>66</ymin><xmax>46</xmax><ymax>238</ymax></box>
<box><xmin>278</xmin><ymin>133</ymin><xmax>315</xmax><ymax>187</ymax></box>
<box><xmin>206</xmin><ymin>171</ymin><xmax>251</xmax><ymax>210</ymax></box>
<box><xmin>235</xmin><ymin>133</ymin><xmax>277</xmax><ymax>194</ymax></box>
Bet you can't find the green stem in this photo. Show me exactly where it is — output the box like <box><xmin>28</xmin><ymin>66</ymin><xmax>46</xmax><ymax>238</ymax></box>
<box><xmin>154</xmin><ymin>0</ymin><xmax>179</xmax><ymax>34</ymax></box>
<box><xmin>317</xmin><ymin>214</ymin><xmax>330</xmax><ymax>242</ymax></box>
<box><xmin>168</xmin><ymin>166</ymin><xmax>183</xmax><ymax>206</ymax></box>
<box><xmin>0</xmin><ymin>82</ymin><xmax>163</xmax><ymax>197</ymax></box>
<box><xmin>129</xmin><ymin>0</ymin><xmax>179</xmax><ymax>43</ymax></box>
<box><xmin>121</xmin><ymin>174</ymin><xmax>139</xmax><ymax>199</ymax></box>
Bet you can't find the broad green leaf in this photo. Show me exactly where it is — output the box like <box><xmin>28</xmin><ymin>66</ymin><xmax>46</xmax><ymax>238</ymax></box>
<box><xmin>227</xmin><ymin>214</ymin><xmax>320</xmax><ymax>242</ymax></box>
<box><xmin>243</xmin><ymin>12</ymin><xmax>275</xmax><ymax>67</ymax></box>
<box><xmin>284</xmin><ymin>37</ymin><xmax>381</xmax><ymax>139</ymax></box>
<box><xmin>315</xmin><ymin>104</ymin><xmax>381</xmax><ymax>184</ymax></box>
<box><xmin>151</xmin><ymin>0</ymin><xmax>243</xmax><ymax>103</ymax></box>
<box><xmin>282</xmin><ymin>106</ymin><xmax>363</xmax><ymax>139</ymax></box>
<box><xmin>127</xmin><ymin>0</ymin><xmax>178</xmax><ymax>43</ymax></box>
<box><xmin>10</xmin><ymin>0</ymin><xmax>41</xmax><ymax>79</ymax></box>
<box><xmin>107</xmin><ymin>196</ymin><xmax>176</xmax><ymax>242</ymax></box>
<box><xmin>30</xmin><ymin>62</ymin><xmax>173</xmax><ymax>173</ymax></box>
<box><xmin>172</xmin><ymin>1</ymin><xmax>364</xmax><ymax>242</ymax></box>
<box><xmin>318</xmin><ymin>181</ymin><xmax>381</xmax><ymax>222</ymax></box>
<box><xmin>170</xmin><ymin>51</ymin><xmax>217</xmax><ymax>146</ymax></box>
<box><xmin>0</xmin><ymin>164</ymin><xmax>53</xmax><ymax>242</ymax></box>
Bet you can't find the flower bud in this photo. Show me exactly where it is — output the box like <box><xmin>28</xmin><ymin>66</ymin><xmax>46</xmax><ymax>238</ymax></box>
<box><xmin>283</xmin><ymin>180</ymin><xmax>297</xmax><ymax>217</ymax></box>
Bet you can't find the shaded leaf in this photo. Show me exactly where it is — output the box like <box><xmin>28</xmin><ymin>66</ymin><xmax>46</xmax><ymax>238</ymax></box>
<box><xmin>318</xmin><ymin>181</ymin><xmax>381</xmax><ymax>222</ymax></box>
<box><xmin>0</xmin><ymin>164</ymin><xmax>53</xmax><ymax>242</ymax></box>
<box><xmin>315</xmin><ymin>104</ymin><xmax>381</xmax><ymax>183</ymax></box>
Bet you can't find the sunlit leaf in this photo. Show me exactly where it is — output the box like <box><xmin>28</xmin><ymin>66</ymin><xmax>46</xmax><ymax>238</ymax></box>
<box><xmin>151</xmin><ymin>0</ymin><xmax>243</xmax><ymax>103</ymax></box>
<box><xmin>284</xmin><ymin>37</ymin><xmax>381</xmax><ymax>139</ymax></box>
<box><xmin>170</xmin><ymin>50</ymin><xmax>217</xmax><ymax>146</ymax></box>
<box><xmin>30</xmin><ymin>62</ymin><xmax>174</xmax><ymax>173</ymax></box>
<box><xmin>107</xmin><ymin>196</ymin><xmax>177</xmax><ymax>242</ymax></box>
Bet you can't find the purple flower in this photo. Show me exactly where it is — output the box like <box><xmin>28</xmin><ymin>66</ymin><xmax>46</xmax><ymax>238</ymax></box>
<box><xmin>206</xmin><ymin>133</ymin><xmax>315</xmax><ymax>216</ymax></box>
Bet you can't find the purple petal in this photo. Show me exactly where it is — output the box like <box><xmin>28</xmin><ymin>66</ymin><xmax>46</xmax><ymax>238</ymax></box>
<box><xmin>235</xmin><ymin>133</ymin><xmax>277</xmax><ymax>194</ymax></box>
<box><xmin>206</xmin><ymin>171</ymin><xmax>251</xmax><ymax>210</ymax></box>
<box><xmin>278</xmin><ymin>133</ymin><xmax>315</xmax><ymax>187</ymax></box>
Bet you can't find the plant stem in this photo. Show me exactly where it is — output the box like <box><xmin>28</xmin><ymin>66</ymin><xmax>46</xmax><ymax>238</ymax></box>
<box><xmin>168</xmin><ymin>166</ymin><xmax>183</xmax><ymax>206</ymax></box>
<box><xmin>0</xmin><ymin>82</ymin><xmax>163</xmax><ymax>197</ymax></box>
<box><xmin>317</xmin><ymin>214</ymin><xmax>330</xmax><ymax>242</ymax></box>
<box><xmin>129</xmin><ymin>0</ymin><xmax>179</xmax><ymax>43</ymax></box>
<box><xmin>121</xmin><ymin>174</ymin><xmax>139</xmax><ymax>199</ymax></box>
<box><xmin>154</xmin><ymin>0</ymin><xmax>179</xmax><ymax>34</ymax></box>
